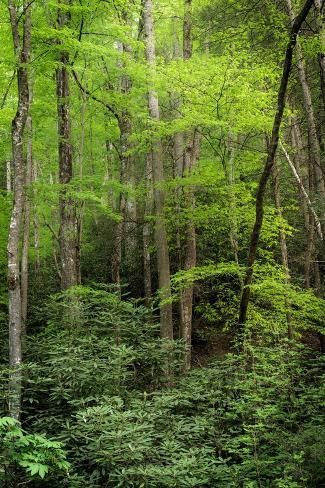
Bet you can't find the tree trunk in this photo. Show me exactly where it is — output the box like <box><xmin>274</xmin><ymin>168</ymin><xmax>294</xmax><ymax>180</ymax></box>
<box><xmin>180</xmin><ymin>130</ymin><xmax>199</xmax><ymax>370</ymax></box>
<box><xmin>143</xmin><ymin>0</ymin><xmax>173</xmax><ymax>339</ymax></box>
<box><xmin>272</xmin><ymin>159</ymin><xmax>293</xmax><ymax>339</ymax></box>
<box><xmin>291</xmin><ymin>118</ymin><xmax>310</xmax><ymax>232</ymax></box>
<box><xmin>7</xmin><ymin>0</ymin><xmax>32</xmax><ymax>420</ymax></box>
<box><xmin>238</xmin><ymin>0</ymin><xmax>314</xmax><ymax>326</ymax></box>
<box><xmin>179</xmin><ymin>0</ymin><xmax>200</xmax><ymax>370</ymax></box>
<box><xmin>314</xmin><ymin>0</ymin><xmax>325</xmax><ymax>110</ymax></box>
<box><xmin>56</xmin><ymin>1</ymin><xmax>78</xmax><ymax>290</ymax></box>
<box><xmin>172</xmin><ymin>17</ymin><xmax>184</xmax><ymax>273</ymax></box>
<box><xmin>32</xmin><ymin>159</ymin><xmax>41</xmax><ymax>276</ymax></box>
<box><xmin>111</xmin><ymin>41</ymin><xmax>137</xmax><ymax>294</ymax></box>
<box><xmin>225</xmin><ymin>134</ymin><xmax>239</xmax><ymax>264</ymax></box>
<box><xmin>6</xmin><ymin>160</ymin><xmax>12</xmax><ymax>192</ymax></box>
<box><xmin>143</xmin><ymin>153</ymin><xmax>153</xmax><ymax>306</ymax></box>
<box><xmin>285</xmin><ymin>0</ymin><xmax>325</xmax><ymax>189</ymax></box>
<box><xmin>21</xmin><ymin>115</ymin><xmax>33</xmax><ymax>334</ymax></box>
<box><xmin>280</xmin><ymin>141</ymin><xmax>323</xmax><ymax>241</ymax></box>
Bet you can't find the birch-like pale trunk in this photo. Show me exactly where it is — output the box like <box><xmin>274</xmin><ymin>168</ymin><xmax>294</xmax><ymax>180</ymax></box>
<box><xmin>7</xmin><ymin>0</ymin><xmax>32</xmax><ymax>420</ymax></box>
<box><xmin>6</xmin><ymin>160</ymin><xmax>12</xmax><ymax>192</ymax></box>
<box><xmin>32</xmin><ymin>159</ymin><xmax>41</xmax><ymax>276</ymax></box>
<box><xmin>21</xmin><ymin>115</ymin><xmax>33</xmax><ymax>334</ymax></box>
<box><xmin>143</xmin><ymin>0</ymin><xmax>173</xmax><ymax>339</ymax></box>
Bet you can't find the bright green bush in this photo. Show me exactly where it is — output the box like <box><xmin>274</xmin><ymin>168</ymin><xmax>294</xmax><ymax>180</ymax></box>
<box><xmin>0</xmin><ymin>416</ymin><xmax>69</xmax><ymax>485</ymax></box>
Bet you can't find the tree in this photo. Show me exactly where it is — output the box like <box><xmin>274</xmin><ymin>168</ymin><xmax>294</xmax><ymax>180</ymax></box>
<box><xmin>143</xmin><ymin>0</ymin><xmax>173</xmax><ymax>339</ymax></box>
<box><xmin>238</xmin><ymin>0</ymin><xmax>315</xmax><ymax>326</ymax></box>
<box><xmin>56</xmin><ymin>0</ymin><xmax>78</xmax><ymax>290</ymax></box>
<box><xmin>7</xmin><ymin>0</ymin><xmax>32</xmax><ymax>420</ymax></box>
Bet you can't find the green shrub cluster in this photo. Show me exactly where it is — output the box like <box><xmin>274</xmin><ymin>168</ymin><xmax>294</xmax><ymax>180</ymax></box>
<box><xmin>1</xmin><ymin>286</ymin><xmax>323</xmax><ymax>487</ymax></box>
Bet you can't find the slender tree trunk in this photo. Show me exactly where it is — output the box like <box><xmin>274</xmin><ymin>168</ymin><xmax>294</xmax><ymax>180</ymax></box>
<box><xmin>180</xmin><ymin>130</ymin><xmax>199</xmax><ymax>370</ymax></box>
<box><xmin>225</xmin><ymin>134</ymin><xmax>239</xmax><ymax>264</ymax></box>
<box><xmin>290</xmin><ymin>118</ymin><xmax>314</xmax><ymax>285</ymax></box>
<box><xmin>291</xmin><ymin>118</ymin><xmax>310</xmax><ymax>232</ymax></box>
<box><xmin>179</xmin><ymin>0</ymin><xmax>200</xmax><ymax>370</ymax></box>
<box><xmin>7</xmin><ymin>0</ymin><xmax>32</xmax><ymax>420</ymax></box>
<box><xmin>285</xmin><ymin>0</ymin><xmax>325</xmax><ymax>189</ymax></box>
<box><xmin>172</xmin><ymin>17</ymin><xmax>184</xmax><ymax>273</ymax></box>
<box><xmin>280</xmin><ymin>141</ymin><xmax>323</xmax><ymax>241</ymax></box>
<box><xmin>143</xmin><ymin>0</ymin><xmax>173</xmax><ymax>339</ymax></box>
<box><xmin>75</xmin><ymin>95</ymin><xmax>86</xmax><ymax>285</ymax></box>
<box><xmin>21</xmin><ymin>115</ymin><xmax>33</xmax><ymax>334</ymax></box>
<box><xmin>143</xmin><ymin>153</ymin><xmax>153</xmax><ymax>305</ymax></box>
<box><xmin>111</xmin><ymin>41</ymin><xmax>137</xmax><ymax>294</ymax></box>
<box><xmin>315</xmin><ymin>0</ymin><xmax>325</xmax><ymax>110</ymax></box>
<box><xmin>272</xmin><ymin>159</ymin><xmax>293</xmax><ymax>339</ymax></box>
<box><xmin>32</xmin><ymin>160</ymin><xmax>41</xmax><ymax>276</ymax></box>
<box><xmin>238</xmin><ymin>0</ymin><xmax>314</xmax><ymax>326</ymax></box>
<box><xmin>111</xmin><ymin>141</ymin><xmax>127</xmax><ymax>294</ymax></box>
<box><xmin>56</xmin><ymin>0</ymin><xmax>78</xmax><ymax>290</ymax></box>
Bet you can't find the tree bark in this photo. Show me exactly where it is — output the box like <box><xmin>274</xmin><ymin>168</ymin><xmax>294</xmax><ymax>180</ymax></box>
<box><xmin>7</xmin><ymin>0</ymin><xmax>32</xmax><ymax>420</ymax></box>
<box><xmin>225</xmin><ymin>134</ymin><xmax>239</xmax><ymax>264</ymax></box>
<box><xmin>180</xmin><ymin>130</ymin><xmax>199</xmax><ymax>370</ymax></box>
<box><xmin>179</xmin><ymin>0</ymin><xmax>200</xmax><ymax>370</ymax></box>
<box><xmin>6</xmin><ymin>160</ymin><xmax>12</xmax><ymax>192</ymax></box>
<box><xmin>143</xmin><ymin>153</ymin><xmax>153</xmax><ymax>306</ymax></box>
<box><xmin>111</xmin><ymin>40</ymin><xmax>137</xmax><ymax>294</ymax></box>
<box><xmin>143</xmin><ymin>0</ymin><xmax>173</xmax><ymax>339</ymax></box>
<box><xmin>272</xmin><ymin>159</ymin><xmax>293</xmax><ymax>339</ymax></box>
<box><xmin>56</xmin><ymin>0</ymin><xmax>78</xmax><ymax>290</ymax></box>
<box><xmin>238</xmin><ymin>0</ymin><xmax>314</xmax><ymax>326</ymax></box>
<box><xmin>280</xmin><ymin>141</ymin><xmax>323</xmax><ymax>241</ymax></box>
<box><xmin>285</xmin><ymin>0</ymin><xmax>325</xmax><ymax>189</ymax></box>
<box><xmin>21</xmin><ymin>115</ymin><xmax>33</xmax><ymax>334</ymax></box>
<box><xmin>314</xmin><ymin>0</ymin><xmax>325</xmax><ymax>110</ymax></box>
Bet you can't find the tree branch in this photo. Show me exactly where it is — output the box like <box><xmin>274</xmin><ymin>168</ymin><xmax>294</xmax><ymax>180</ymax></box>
<box><xmin>71</xmin><ymin>69</ymin><xmax>119</xmax><ymax>121</ymax></box>
<box><xmin>280</xmin><ymin>141</ymin><xmax>323</xmax><ymax>241</ymax></box>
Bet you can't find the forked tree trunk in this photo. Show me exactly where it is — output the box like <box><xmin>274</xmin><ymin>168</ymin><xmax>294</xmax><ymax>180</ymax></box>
<box><xmin>238</xmin><ymin>0</ymin><xmax>314</xmax><ymax>326</ymax></box>
<box><xmin>143</xmin><ymin>0</ymin><xmax>173</xmax><ymax>339</ymax></box>
<box><xmin>56</xmin><ymin>0</ymin><xmax>78</xmax><ymax>290</ymax></box>
<box><xmin>7</xmin><ymin>0</ymin><xmax>32</xmax><ymax>420</ymax></box>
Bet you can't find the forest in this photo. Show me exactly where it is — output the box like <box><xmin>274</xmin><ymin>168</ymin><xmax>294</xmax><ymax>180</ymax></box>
<box><xmin>0</xmin><ymin>0</ymin><xmax>325</xmax><ymax>485</ymax></box>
